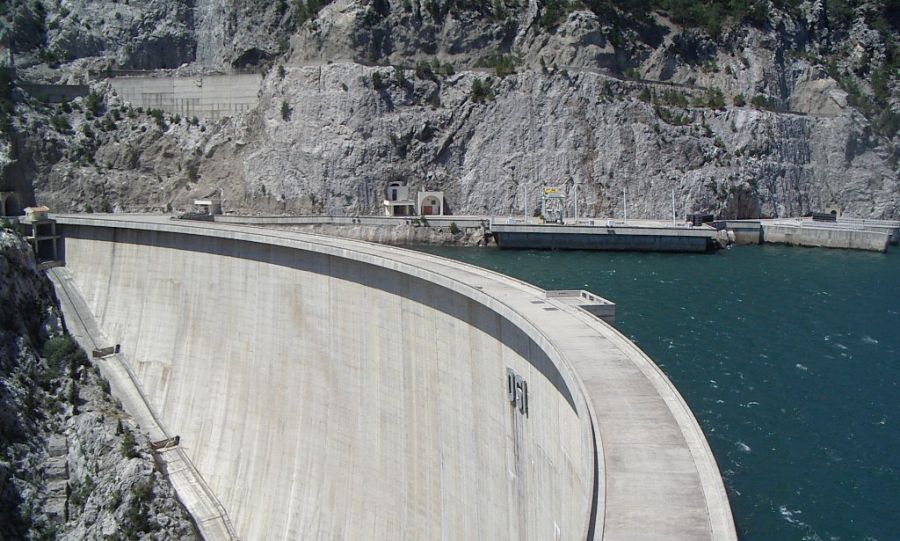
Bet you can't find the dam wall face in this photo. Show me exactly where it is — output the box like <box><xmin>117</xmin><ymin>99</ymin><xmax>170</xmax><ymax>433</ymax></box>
<box><xmin>60</xmin><ymin>223</ymin><xmax>593</xmax><ymax>540</ymax></box>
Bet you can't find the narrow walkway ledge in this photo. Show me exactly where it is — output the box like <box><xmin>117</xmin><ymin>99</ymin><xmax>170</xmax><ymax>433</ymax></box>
<box><xmin>51</xmin><ymin>214</ymin><xmax>737</xmax><ymax>541</ymax></box>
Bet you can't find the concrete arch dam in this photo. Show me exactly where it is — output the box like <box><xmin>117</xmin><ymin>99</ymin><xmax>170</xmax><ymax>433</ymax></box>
<box><xmin>52</xmin><ymin>215</ymin><xmax>736</xmax><ymax>541</ymax></box>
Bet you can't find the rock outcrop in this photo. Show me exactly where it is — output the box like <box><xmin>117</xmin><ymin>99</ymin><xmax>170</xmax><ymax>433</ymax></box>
<box><xmin>0</xmin><ymin>229</ymin><xmax>198</xmax><ymax>540</ymax></box>
<box><xmin>0</xmin><ymin>0</ymin><xmax>897</xmax><ymax>219</ymax></box>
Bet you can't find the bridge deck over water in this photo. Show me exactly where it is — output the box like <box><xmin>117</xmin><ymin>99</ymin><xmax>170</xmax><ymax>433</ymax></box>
<box><xmin>51</xmin><ymin>214</ymin><xmax>736</xmax><ymax>540</ymax></box>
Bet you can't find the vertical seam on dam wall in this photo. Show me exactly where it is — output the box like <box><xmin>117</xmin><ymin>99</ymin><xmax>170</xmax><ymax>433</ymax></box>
<box><xmin>63</xmin><ymin>224</ymin><xmax>578</xmax><ymax>413</ymax></box>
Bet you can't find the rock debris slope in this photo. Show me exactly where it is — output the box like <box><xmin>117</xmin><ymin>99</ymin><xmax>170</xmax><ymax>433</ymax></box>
<box><xmin>0</xmin><ymin>229</ymin><xmax>197</xmax><ymax>540</ymax></box>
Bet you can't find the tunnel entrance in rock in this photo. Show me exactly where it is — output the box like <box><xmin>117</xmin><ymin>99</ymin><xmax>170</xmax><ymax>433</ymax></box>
<box><xmin>1</xmin><ymin>192</ymin><xmax>20</xmax><ymax>217</ymax></box>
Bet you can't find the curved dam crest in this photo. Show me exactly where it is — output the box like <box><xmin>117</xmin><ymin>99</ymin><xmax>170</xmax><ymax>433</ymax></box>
<box><xmin>51</xmin><ymin>215</ymin><xmax>736</xmax><ymax>541</ymax></box>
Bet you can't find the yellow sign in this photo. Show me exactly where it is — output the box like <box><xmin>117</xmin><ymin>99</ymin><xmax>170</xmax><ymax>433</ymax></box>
<box><xmin>543</xmin><ymin>187</ymin><xmax>559</xmax><ymax>195</ymax></box>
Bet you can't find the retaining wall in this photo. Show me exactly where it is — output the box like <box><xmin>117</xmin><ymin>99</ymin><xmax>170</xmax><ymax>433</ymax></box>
<box><xmin>108</xmin><ymin>74</ymin><xmax>262</xmax><ymax>120</ymax></box>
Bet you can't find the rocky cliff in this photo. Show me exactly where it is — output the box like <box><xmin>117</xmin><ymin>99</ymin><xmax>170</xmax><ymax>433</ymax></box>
<box><xmin>0</xmin><ymin>229</ymin><xmax>197</xmax><ymax>540</ymax></box>
<box><xmin>0</xmin><ymin>0</ymin><xmax>897</xmax><ymax>219</ymax></box>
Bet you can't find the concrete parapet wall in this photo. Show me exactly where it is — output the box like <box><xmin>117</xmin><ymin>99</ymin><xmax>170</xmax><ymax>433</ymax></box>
<box><xmin>108</xmin><ymin>74</ymin><xmax>262</xmax><ymax>120</ymax></box>
<box><xmin>21</xmin><ymin>83</ymin><xmax>91</xmax><ymax>103</ymax></box>
<box><xmin>761</xmin><ymin>223</ymin><xmax>890</xmax><ymax>252</ymax></box>
<box><xmin>213</xmin><ymin>214</ymin><xmax>488</xmax><ymax>229</ymax></box>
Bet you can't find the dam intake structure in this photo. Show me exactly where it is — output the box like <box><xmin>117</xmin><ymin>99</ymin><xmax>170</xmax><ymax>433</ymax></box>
<box><xmin>49</xmin><ymin>214</ymin><xmax>736</xmax><ymax>540</ymax></box>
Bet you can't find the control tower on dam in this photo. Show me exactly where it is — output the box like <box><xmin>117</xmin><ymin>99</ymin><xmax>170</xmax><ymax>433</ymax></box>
<box><xmin>50</xmin><ymin>214</ymin><xmax>736</xmax><ymax>541</ymax></box>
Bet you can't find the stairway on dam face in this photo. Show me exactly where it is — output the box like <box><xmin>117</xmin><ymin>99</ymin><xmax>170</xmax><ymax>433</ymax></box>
<box><xmin>49</xmin><ymin>214</ymin><xmax>736</xmax><ymax>541</ymax></box>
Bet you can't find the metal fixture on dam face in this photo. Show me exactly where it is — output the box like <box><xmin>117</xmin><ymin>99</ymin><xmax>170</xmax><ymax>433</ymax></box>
<box><xmin>49</xmin><ymin>214</ymin><xmax>737</xmax><ymax>541</ymax></box>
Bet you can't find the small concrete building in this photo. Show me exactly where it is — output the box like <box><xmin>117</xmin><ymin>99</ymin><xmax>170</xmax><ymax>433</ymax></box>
<box><xmin>417</xmin><ymin>191</ymin><xmax>444</xmax><ymax>216</ymax></box>
<box><xmin>21</xmin><ymin>206</ymin><xmax>60</xmax><ymax>262</ymax></box>
<box><xmin>24</xmin><ymin>206</ymin><xmax>50</xmax><ymax>222</ymax></box>
<box><xmin>383</xmin><ymin>181</ymin><xmax>416</xmax><ymax>217</ymax></box>
<box><xmin>541</xmin><ymin>186</ymin><xmax>566</xmax><ymax>224</ymax></box>
<box><xmin>194</xmin><ymin>190</ymin><xmax>223</xmax><ymax>215</ymax></box>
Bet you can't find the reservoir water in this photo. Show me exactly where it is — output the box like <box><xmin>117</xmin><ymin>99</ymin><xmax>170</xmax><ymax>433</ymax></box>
<box><xmin>419</xmin><ymin>244</ymin><xmax>899</xmax><ymax>541</ymax></box>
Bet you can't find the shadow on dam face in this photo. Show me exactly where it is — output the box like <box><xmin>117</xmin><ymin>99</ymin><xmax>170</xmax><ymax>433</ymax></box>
<box><xmin>64</xmin><ymin>224</ymin><xmax>577</xmax><ymax>412</ymax></box>
<box><xmin>58</xmin><ymin>221</ymin><xmax>595</xmax><ymax>541</ymax></box>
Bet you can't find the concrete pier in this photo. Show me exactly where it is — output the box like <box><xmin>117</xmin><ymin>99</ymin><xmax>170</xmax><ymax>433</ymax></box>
<box><xmin>761</xmin><ymin>220</ymin><xmax>890</xmax><ymax>251</ymax></box>
<box><xmin>491</xmin><ymin>220</ymin><xmax>719</xmax><ymax>252</ymax></box>
<box><xmin>833</xmin><ymin>217</ymin><xmax>900</xmax><ymax>244</ymax></box>
<box><xmin>51</xmin><ymin>214</ymin><xmax>736</xmax><ymax>541</ymax></box>
<box><xmin>716</xmin><ymin>218</ymin><xmax>895</xmax><ymax>252</ymax></box>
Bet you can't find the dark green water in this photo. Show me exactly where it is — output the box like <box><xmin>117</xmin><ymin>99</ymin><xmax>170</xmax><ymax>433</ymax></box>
<box><xmin>418</xmin><ymin>244</ymin><xmax>900</xmax><ymax>541</ymax></box>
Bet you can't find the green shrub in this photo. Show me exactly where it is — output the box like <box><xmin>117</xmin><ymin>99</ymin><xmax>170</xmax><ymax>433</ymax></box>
<box><xmin>281</xmin><ymin>101</ymin><xmax>291</xmax><ymax>121</ymax></box>
<box><xmin>50</xmin><ymin>114</ymin><xmax>71</xmax><ymax>133</ymax></box>
<box><xmin>415</xmin><ymin>60</ymin><xmax>436</xmax><ymax>81</ymax></box>
<box><xmin>438</xmin><ymin>61</ymin><xmax>454</xmax><ymax>77</ymax></box>
<box><xmin>84</xmin><ymin>92</ymin><xmax>103</xmax><ymax>116</ymax></box>
<box><xmin>148</xmin><ymin>108</ymin><xmax>166</xmax><ymax>129</ymax></box>
<box><xmin>470</xmin><ymin>78</ymin><xmax>495</xmax><ymax>103</ymax></box>
<box><xmin>733</xmin><ymin>93</ymin><xmax>746</xmax><ymax>107</ymax></box>
<box><xmin>656</xmin><ymin>106</ymin><xmax>692</xmax><ymax>126</ymax></box>
<box><xmin>394</xmin><ymin>67</ymin><xmax>407</xmax><ymax>86</ymax></box>
<box><xmin>750</xmin><ymin>94</ymin><xmax>770</xmax><ymax>109</ymax></box>
<box><xmin>68</xmin><ymin>475</ymin><xmax>94</xmax><ymax>509</ymax></box>
<box><xmin>475</xmin><ymin>53</ymin><xmax>520</xmax><ymax>78</ymax></box>
<box><xmin>107</xmin><ymin>490</ymin><xmax>123</xmax><ymax>511</ymax></box>
<box><xmin>68</xmin><ymin>381</ymin><xmax>79</xmax><ymax>412</ymax></box>
<box><xmin>540</xmin><ymin>0</ymin><xmax>568</xmax><ymax>29</ymax></box>
<box><xmin>132</xmin><ymin>478</ymin><xmax>154</xmax><ymax>503</ymax></box>
<box><xmin>294</xmin><ymin>0</ymin><xmax>332</xmax><ymax>28</ymax></box>
<box><xmin>99</xmin><ymin>376</ymin><xmax>111</xmax><ymax>395</ymax></box>
<box><xmin>424</xmin><ymin>0</ymin><xmax>443</xmax><ymax>22</ymax></box>
<box><xmin>449</xmin><ymin>222</ymin><xmax>460</xmax><ymax>235</ymax></box>
<box><xmin>371</xmin><ymin>71</ymin><xmax>384</xmax><ymax>90</ymax></box>
<box><xmin>666</xmin><ymin>90</ymin><xmax>689</xmax><ymax>107</ymax></box>
<box><xmin>43</xmin><ymin>335</ymin><xmax>88</xmax><ymax>376</ymax></box>
<box><xmin>101</xmin><ymin>114</ymin><xmax>117</xmax><ymax>131</ymax></box>
<box><xmin>705</xmin><ymin>87</ymin><xmax>726</xmax><ymax>109</ymax></box>
<box><xmin>120</xmin><ymin>426</ymin><xmax>139</xmax><ymax>459</ymax></box>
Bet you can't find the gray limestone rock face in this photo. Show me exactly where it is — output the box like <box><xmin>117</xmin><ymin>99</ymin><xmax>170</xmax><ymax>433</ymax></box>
<box><xmin>230</xmin><ymin>63</ymin><xmax>896</xmax><ymax>219</ymax></box>
<box><xmin>16</xmin><ymin>61</ymin><xmax>896</xmax><ymax>220</ymax></box>
<box><xmin>3</xmin><ymin>1</ymin><xmax>897</xmax><ymax>220</ymax></box>
<box><xmin>0</xmin><ymin>231</ymin><xmax>198</xmax><ymax>541</ymax></box>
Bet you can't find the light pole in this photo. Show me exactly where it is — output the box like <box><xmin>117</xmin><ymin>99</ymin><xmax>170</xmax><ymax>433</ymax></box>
<box><xmin>672</xmin><ymin>188</ymin><xmax>676</xmax><ymax>226</ymax></box>
<box><xmin>573</xmin><ymin>183</ymin><xmax>579</xmax><ymax>221</ymax></box>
